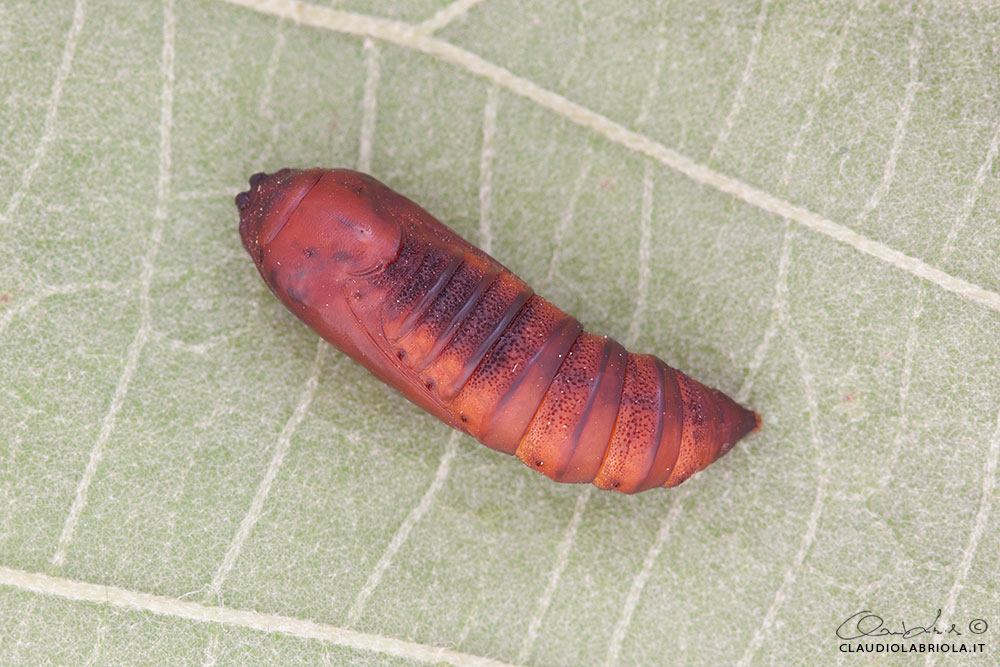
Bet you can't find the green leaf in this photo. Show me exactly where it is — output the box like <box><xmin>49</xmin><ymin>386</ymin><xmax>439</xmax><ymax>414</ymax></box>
<box><xmin>2</xmin><ymin>0</ymin><xmax>998</xmax><ymax>664</ymax></box>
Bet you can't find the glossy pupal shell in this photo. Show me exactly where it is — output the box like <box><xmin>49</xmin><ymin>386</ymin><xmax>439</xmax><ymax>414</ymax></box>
<box><xmin>237</xmin><ymin>168</ymin><xmax>761</xmax><ymax>493</ymax></box>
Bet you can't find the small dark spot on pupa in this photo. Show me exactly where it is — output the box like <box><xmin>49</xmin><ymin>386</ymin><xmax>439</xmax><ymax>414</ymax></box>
<box><xmin>396</xmin><ymin>349</ymin><xmax>406</xmax><ymax>360</ymax></box>
<box><xmin>354</xmin><ymin>290</ymin><xmax>363</xmax><ymax>299</ymax></box>
<box><xmin>460</xmin><ymin>414</ymin><xmax>467</xmax><ymax>423</ymax></box>
<box><xmin>303</xmin><ymin>246</ymin><xmax>317</xmax><ymax>259</ymax></box>
<box><xmin>611</xmin><ymin>480</ymin><xmax>621</xmax><ymax>488</ymax></box>
<box><xmin>425</xmin><ymin>380</ymin><xmax>435</xmax><ymax>390</ymax></box>
<box><xmin>534</xmin><ymin>459</ymin><xmax>544</xmax><ymax>467</ymax></box>
<box><xmin>285</xmin><ymin>284</ymin><xmax>307</xmax><ymax>304</ymax></box>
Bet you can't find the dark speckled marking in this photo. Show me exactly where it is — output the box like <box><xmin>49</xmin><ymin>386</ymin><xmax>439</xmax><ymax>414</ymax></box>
<box><xmin>387</xmin><ymin>245</ymin><xmax>463</xmax><ymax>340</ymax></box>
<box><xmin>413</xmin><ymin>263</ymin><xmax>502</xmax><ymax>373</ymax></box>
<box><xmin>392</xmin><ymin>255</ymin><xmax>488</xmax><ymax>370</ymax></box>
<box><xmin>515</xmin><ymin>333</ymin><xmax>606</xmax><ymax>478</ymax></box>
<box><xmin>242</xmin><ymin>168</ymin><xmax>760</xmax><ymax>494</ymax></box>
<box><xmin>419</xmin><ymin>267</ymin><xmax>531</xmax><ymax>400</ymax></box>
<box><xmin>451</xmin><ymin>296</ymin><xmax>580</xmax><ymax>454</ymax></box>
<box><xmin>593</xmin><ymin>353</ymin><xmax>662</xmax><ymax>493</ymax></box>
<box><xmin>374</xmin><ymin>229</ymin><xmax>424</xmax><ymax>295</ymax></box>
<box><xmin>665</xmin><ymin>372</ymin><xmax>716</xmax><ymax>487</ymax></box>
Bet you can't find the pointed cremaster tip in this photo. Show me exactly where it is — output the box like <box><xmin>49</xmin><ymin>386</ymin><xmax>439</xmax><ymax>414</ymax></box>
<box><xmin>731</xmin><ymin>403</ymin><xmax>761</xmax><ymax>443</ymax></box>
<box><xmin>711</xmin><ymin>391</ymin><xmax>761</xmax><ymax>461</ymax></box>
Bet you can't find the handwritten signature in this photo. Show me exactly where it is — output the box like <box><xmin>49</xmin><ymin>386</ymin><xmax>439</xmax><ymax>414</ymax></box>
<box><xmin>837</xmin><ymin>610</ymin><xmax>989</xmax><ymax>640</ymax></box>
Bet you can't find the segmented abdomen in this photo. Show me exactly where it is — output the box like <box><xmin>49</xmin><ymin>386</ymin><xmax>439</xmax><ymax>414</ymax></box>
<box><xmin>378</xmin><ymin>240</ymin><xmax>758</xmax><ymax>492</ymax></box>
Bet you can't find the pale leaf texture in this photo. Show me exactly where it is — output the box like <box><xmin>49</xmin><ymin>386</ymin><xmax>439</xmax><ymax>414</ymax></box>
<box><xmin>2</xmin><ymin>1</ymin><xmax>998</xmax><ymax>665</ymax></box>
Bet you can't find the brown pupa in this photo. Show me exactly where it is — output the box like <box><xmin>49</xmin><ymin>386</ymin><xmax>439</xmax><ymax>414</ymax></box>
<box><xmin>236</xmin><ymin>168</ymin><xmax>760</xmax><ymax>493</ymax></box>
